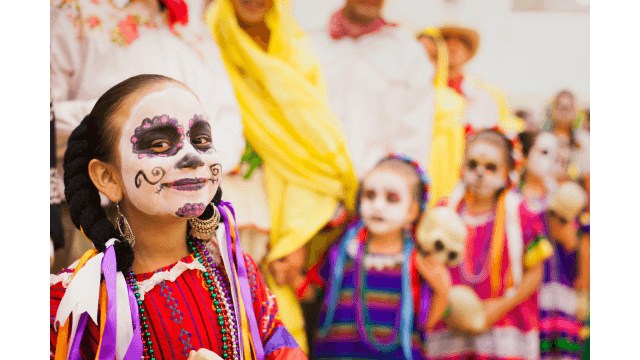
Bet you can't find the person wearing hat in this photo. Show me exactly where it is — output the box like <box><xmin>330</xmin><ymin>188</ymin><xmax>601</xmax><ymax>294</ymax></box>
<box><xmin>417</xmin><ymin>28</ymin><xmax>466</xmax><ymax>209</ymax></box>
<box><xmin>307</xmin><ymin>0</ymin><xmax>436</xmax><ymax>179</ymax></box>
<box><xmin>439</xmin><ymin>25</ymin><xmax>524</xmax><ymax>135</ymax></box>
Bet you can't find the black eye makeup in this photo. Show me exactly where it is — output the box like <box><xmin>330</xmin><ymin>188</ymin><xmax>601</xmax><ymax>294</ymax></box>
<box><xmin>188</xmin><ymin>114</ymin><xmax>215</xmax><ymax>154</ymax></box>
<box><xmin>467</xmin><ymin>159</ymin><xmax>478</xmax><ymax>170</ymax></box>
<box><xmin>386</xmin><ymin>192</ymin><xmax>400</xmax><ymax>203</ymax></box>
<box><xmin>363</xmin><ymin>190</ymin><xmax>376</xmax><ymax>201</ymax></box>
<box><xmin>131</xmin><ymin>115</ymin><xmax>184</xmax><ymax>158</ymax></box>
<box><xmin>485</xmin><ymin>163</ymin><xmax>498</xmax><ymax>172</ymax></box>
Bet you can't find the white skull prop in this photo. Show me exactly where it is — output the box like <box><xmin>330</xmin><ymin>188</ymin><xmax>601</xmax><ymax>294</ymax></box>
<box><xmin>415</xmin><ymin>207</ymin><xmax>467</xmax><ymax>267</ymax></box>
<box><xmin>549</xmin><ymin>181</ymin><xmax>588</xmax><ymax>222</ymax></box>
<box><xmin>446</xmin><ymin>285</ymin><xmax>486</xmax><ymax>334</ymax></box>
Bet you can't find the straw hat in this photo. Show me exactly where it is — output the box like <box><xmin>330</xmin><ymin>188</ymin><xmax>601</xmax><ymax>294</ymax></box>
<box><xmin>439</xmin><ymin>25</ymin><xmax>480</xmax><ymax>60</ymax></box>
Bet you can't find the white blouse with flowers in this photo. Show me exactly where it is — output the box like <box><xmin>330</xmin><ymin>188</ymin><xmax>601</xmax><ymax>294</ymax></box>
<box><xmin>50</xmin><ymin>0</ymin><xmax>244</xmax><ymax>174</ymax></box>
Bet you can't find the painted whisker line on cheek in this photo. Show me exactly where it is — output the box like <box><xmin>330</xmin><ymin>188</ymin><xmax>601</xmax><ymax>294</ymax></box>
<box><xmin>175</xmin><ymin>203</ymin><xmax>206</xmax><ymax>218</ymax></box>
<box><xmin>134</xmin><ymin>167</ymin><xmax>167</xmax><ymax>188</ymax></box>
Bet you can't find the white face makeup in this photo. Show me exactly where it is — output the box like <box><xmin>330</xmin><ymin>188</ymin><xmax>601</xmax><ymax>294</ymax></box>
<box><xmin>118</xmin><ymin>87</ymin><xmax>222</xmax><ymax>218</ymax></box>
<box><xmin>526</xmin><ymin>132</ymin><xmax>559</xmax><ymax>179</ymax></box>
<box><xmin>462</xmin><ymin>142</ymin><xmax>508</xmax><ymax>200</ymax></box>
<box><xmin>360</xmin><ymin>170</ymin><xmax>414</xmax><ymax>236</ymax></box>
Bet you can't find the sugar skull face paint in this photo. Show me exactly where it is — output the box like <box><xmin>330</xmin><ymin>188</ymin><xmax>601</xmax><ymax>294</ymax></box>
<box><xmin>118</xmin><ymin>87</ymin><xmax>221</xmax><ymax>218</ymax></box>
<box><xmin>360</xmin><ymin>170</ymin><xmax>414</xmax><ymax>236</ymax></box>
<box><xmin>462</xmin><ymin>141</ymin><xmax>508</xmax><ymax>200</ymax></box>
<box><xmin>526</xmin><ymin>132</ymin><xmax>558</xmax><ymax>179</ymax></box>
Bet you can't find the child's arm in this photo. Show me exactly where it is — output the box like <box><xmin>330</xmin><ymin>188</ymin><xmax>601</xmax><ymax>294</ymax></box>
<box><xmin>483</xmin><ymin>262</ymin><xmax>543</xmax><ymax>329</ymax></box>
<box><xmin>268</xmin><ymin>245</ymin><xmax>327</xmax><ymax>303</ymax></box>
<box><xmin>414</xmin><ymin>254</ymin><xmax>451</xmax><ymax>329</ymax></box>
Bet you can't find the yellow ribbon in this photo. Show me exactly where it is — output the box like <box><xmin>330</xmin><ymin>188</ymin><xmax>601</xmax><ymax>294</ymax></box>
<box><xmin>226</xmin><ymin>209</ymin><xmax>258</xmax><ymax>360</ymax></box>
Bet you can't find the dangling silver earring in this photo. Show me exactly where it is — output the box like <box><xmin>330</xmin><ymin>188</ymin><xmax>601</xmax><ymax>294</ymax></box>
<box><xmin>189</xmin><ymin>202</ymin><xmax>221</xmax><ymax>240</ymax></box>
<box><xmin>116</xmin><ymin>202</ymin><xmax>135</xmax><ymax>246</ymax></box>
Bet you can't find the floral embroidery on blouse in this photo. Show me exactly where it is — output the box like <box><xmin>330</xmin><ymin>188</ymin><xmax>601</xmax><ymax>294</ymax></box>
<box><xmin>86</xmin><ymin>15</ymin><xmax>101</xmax><ymax>29</ymax></box>
<box><xmin>112</xmin><ymin>14</ymin><xmax>140</xmax><ymax>46</ymax></box>
<box><xmin>52</xmin><ymin>0</ymin><xmax>207</xmax><ymax>58</ymax></box>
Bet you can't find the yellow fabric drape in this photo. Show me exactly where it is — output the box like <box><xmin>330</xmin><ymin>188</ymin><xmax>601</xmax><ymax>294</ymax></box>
<box><xmin>472</xmin><ymin>79</ymin><xmax>525</xmax><ymax>136</ymax></box>
<box><xmin>419</xmin><ymin>28</ymin><xmax>467</xmax><ymax>208</ymax></box>
<box><xmin>207</xmin><ymin>0</ymin><xmax>358</xmax><ymax>352</ymax></box>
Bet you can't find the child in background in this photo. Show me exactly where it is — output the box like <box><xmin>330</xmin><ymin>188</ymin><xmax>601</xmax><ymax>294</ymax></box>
<box><xmin>271</xmin><ymin>155</ymin><xmax>451</xmax><ymax>360</ymax></box>
<box><xmin>427</xmin><ymin>129</ymin><xmax>551</xmax><ymax>360</ymax></box>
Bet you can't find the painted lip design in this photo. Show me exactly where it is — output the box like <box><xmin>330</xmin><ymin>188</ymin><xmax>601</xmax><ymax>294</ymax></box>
<box><xmin>163</xmin><ymin>178</ymin><xmax>208</xmax><ymax>191</ymax></box>
<box><xmin>176</xmin><ymin>203</ymin><xmax>206</xmax><ymax>218</ymax></box>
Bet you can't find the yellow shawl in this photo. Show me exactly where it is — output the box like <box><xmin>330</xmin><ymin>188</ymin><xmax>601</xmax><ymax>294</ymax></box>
<box><xmin>420</xmin><ymin>28</ymin><xmax>466</xmax><ymax>208</ymax></box>
<box><xmin>206</xmin><ymin>0</ymin><xmax>358</xmax><ymax>352</ymax></box>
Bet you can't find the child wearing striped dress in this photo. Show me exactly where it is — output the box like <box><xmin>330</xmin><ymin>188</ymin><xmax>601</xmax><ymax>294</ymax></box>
<box><xmin>271</xmin><ymin>155</ymin><xmax>451</xmax><ymax>359</ymax></box>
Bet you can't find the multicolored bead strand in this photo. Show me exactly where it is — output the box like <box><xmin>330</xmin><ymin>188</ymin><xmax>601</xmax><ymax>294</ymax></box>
<box><xmin>125</xmin><ymin>235</ymin><xmax>241</xmax><ymax>360</ymax></box>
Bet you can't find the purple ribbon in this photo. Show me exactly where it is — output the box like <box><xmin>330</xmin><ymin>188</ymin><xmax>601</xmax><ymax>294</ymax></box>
<box><xmin>67</xmin><ymin>313</ymin><xmax>88</xmax><ymax>360</ymax></box>
<box><xmin>417</xmin><ymin>283</ymin><xmax>432</xmax><ymax>331</ymax></box>
<box><xmin>98</xmin><ymin>244</ymin><xmax>118</xmax><ymax>360</ymax></box>
<box><xmin>219</xmin><ymin>201</ymin><xmax>265</xmax><ymax>360</ymax></box>
<box><xmin>124</xmin><ymin>283</ymin><xmax>143</xmax><ymax>360</ymax></box>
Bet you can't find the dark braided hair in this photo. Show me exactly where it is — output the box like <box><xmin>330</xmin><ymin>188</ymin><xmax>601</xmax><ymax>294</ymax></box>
<box><xmin>63</xmin><ymin>74</ymin><xmax>221</xmax><ymax>272</ymax></box>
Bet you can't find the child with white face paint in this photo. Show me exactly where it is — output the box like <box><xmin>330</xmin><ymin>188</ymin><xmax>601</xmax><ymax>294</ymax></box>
<box><xmin>519</xmin><ymin>131</ymin><xmax>590</xmax><ymax>359</ymax></box>
<box><xmin>518</xmin><ymin>131</ymin><xmax>559</xmax><ymax>213</ymax></box>
<box><xmin>271</xmin><ymin>155</ymin><xmax>451</xmax><ymax>360</ymax></box>
<box><xmin>51</xmin><ymin>75</ymin><xmax>307</xmax><ymax>360</ymax></box>
<box><xmin>427</xmin><ymin>129</ymin><xmax>551</xmax><ymax>360</ymax></box>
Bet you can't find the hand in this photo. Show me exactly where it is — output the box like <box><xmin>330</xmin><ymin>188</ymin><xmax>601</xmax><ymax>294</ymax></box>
<box><xmin>482</xmin><ymin>297</ymin><xmax>509</xmax><ymax>330</ymax></box>
<box><xmin>188</xmin><ymin>348</ymin><xmax>224</xmax><ymax>360</ymax></box>
<box><xmin>267</xmin><ymin>246</ymin><xmax>306</xmax><ymax>287</ymax></box>
<box><xmin>414</xmin><ymin>253</ymin><xmax>451</xmax><ymax>296</ymax></box>
<box><xmin>267</xmin><ymin>258</ymin><xmax>290</xmax><ymax>286</ymax></box>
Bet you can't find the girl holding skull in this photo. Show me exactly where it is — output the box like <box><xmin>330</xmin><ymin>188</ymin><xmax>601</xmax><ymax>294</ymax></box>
<box><xmin>427</xmin><ymin>129</ymin><xmax>552</xmax><ymax>360</ymax></box>
<box><xmin>270</xmin><ymin>155</ymin><xmax>451</xmax><ymax>360</ymax></box>
<box><xmin>49</xmin><ymin>75</ymin><xmax>306</xmax><ymax>360</ymax></box>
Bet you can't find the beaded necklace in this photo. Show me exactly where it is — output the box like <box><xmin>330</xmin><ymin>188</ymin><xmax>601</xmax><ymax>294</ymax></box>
<box><xmin>125</xmin><ymin>234</ymin><xmax>240</xmax><ymax>360</ymax></box>
<box><xmin>458</xmin><ymin>208</ymin><xmax>494</xmax><ymax>285</ymax></box>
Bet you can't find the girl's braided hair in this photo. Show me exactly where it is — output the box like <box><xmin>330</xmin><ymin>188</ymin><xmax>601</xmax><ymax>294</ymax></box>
<box><xmin>63</xmin><ymin>74</ymin><xmax>222</xmax><ymax>272</ymax></box>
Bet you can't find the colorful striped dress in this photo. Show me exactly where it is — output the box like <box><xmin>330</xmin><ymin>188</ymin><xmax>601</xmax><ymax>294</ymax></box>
<box><xmin>427</xmin><ymin>198</ymin><xmax>546</xmax><ymax>360</ymax></box>
<box><xmin>309</xmin><ymin>235</ymin><xmax>431</xmax><ymax>360</ymax></box>
<box><xmin>523</xmin><ymin>197</ymin><xmax>586</xmax><ymax>360</ymax></box>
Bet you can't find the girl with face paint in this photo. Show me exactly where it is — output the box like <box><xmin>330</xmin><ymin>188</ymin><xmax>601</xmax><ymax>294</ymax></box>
<box><xmin>206</xmin><ymin>0</ymin><xmax>360</xmax><ymax>353</ymax></box>
<box><xmin>519</xmin><ymin>131</ymin><xmax>590</xmax><ymax>360</ymax></box>
<box><xmin>426</xmin><ymin>129</ymin><xmax>552</xmax><ymax>360</ymax></box>
<box><xmin>270</xmin><ymin>155</ymin><xmax>451</xmax><ymax>360</ymax></box>
<box><xmin>51</xmin><ymin>75</ymin><xmax>307</xmax><ymax>360</ymax></box>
